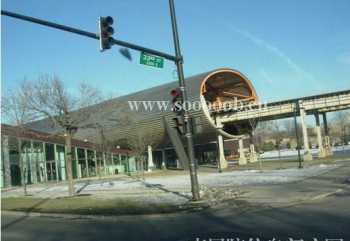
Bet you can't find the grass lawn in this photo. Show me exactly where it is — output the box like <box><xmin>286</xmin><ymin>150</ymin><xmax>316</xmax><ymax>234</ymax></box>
<box><xmin>1</xmin><ymin>195</ymin><xmax>190</xmax><ymax>216</ymax></box>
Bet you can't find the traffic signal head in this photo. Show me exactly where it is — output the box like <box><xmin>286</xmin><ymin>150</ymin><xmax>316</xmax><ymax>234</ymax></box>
<box><xmin>99</xmin><ymin>16</ymin><xmax>114</xmax><ymax>51</ymax></box>
<box><xmin>170</xmin><ymin>88</ymin><xmax>182</xmax><ymax>115</ymax></box>
<box><xmin>170</xmin><ymin>88</ymin><xmax>180</xmax><ymax>99</ymax></box>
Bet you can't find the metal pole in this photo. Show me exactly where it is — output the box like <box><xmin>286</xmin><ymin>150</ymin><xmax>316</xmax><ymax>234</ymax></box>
<box><xmin>1</xmin><ymin>10</ymin><xmax>176</xmax><ymax>61</ymax></box>
<box><xmin>294</xmin><ymin>101</ymin><xmax>303</xmax><ymax>168</ymax></box>
<box><xmin>169</xmin><ymin>0</ymin><xmax>200</xmax><ymax>200</ymax></box>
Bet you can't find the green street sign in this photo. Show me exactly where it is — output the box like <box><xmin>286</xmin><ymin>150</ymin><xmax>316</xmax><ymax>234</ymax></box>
<box><xmin>140</xmin><ymin>52</ymin><xmax>164</xmax><ymax>68</ymax></box>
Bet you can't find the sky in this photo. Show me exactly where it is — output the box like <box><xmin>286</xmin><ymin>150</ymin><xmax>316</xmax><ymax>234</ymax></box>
<box><xmin>1</xmin><ymin>0</ymin><xmax>350</xmax><ymax>102</ymax></box>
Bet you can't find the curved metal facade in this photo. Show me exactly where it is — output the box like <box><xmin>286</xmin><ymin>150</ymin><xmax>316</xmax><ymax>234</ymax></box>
<box><xmin>28</xmin><ymin>68</ymin><xmax>257</xmax><ymax>148</ymax></box>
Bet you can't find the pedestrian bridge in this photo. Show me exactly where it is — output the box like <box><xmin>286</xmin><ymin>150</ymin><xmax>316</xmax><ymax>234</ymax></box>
<box><xmin>212</xmin><ymin>89</ymin><xmax>350</xmax><ymax>123</ymax></box>
<box><xmin>210</xmin><ymin>89</ymin><xmax>350</xmax><ymax>165</ymax></box>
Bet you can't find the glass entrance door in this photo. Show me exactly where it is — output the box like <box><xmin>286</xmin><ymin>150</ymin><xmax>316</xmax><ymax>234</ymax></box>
<box><xmin>46</xmin><ymin>161</ymin><xmax>57</xmax><ymax>181</ymax></box>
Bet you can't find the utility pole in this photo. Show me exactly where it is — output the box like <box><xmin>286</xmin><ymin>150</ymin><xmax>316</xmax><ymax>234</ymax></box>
<box><xmin>2</xmin><ymin>0</ymin><xmax>201</xmax><ymax>200</ymax></box>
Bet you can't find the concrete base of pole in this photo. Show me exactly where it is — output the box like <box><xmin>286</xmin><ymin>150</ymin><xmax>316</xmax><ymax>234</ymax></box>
<box><xmin>249</xmin><ymin>154</ymin><xmax>258</xmax><ymax>163</ymax></box>
<box><xmin>147</xmin><ymin>145</ymin><xmax>155</xmax><ymax>172</ymax></box>
<box><xmin>217</xmin><ymin>134</ymin><xmax>228</xmax><ymax>169</ymax></box>
<box><xmin>318</xmin><ymin>148</ymin><xmax>326</xmax><ymax>158</ymax></box>
<box><xmin>303</xmin><ymin>152</ymin><xmax>313</xmax><ymax>161</ymax></box>
<box><xmin>248</xmin><ymin>144</ymin><xmax>258</xmax><ymax>163</ymax></box>
<box><xmin>238</xmin><ymin>139</ymin><xmax>247</xmax><ymax>165</ymax></box>
<box><xmin>219</xmin><ymin>157</ymin><xmax>228</xmax><ymax>169</ymax></box>
<box><xmin>325</xmin><ymin>147</ymin><xmax>333</xmax><ymax>156</ymax></box>
<box><xmin>324</xmin><ymin>136</ymin><xmax>333</xmax><ymax>156</ymax></box>
<box><xmin>239</xmin><ymin>157</ymin><xmax>247</xmax><ymax>165</ymax></box>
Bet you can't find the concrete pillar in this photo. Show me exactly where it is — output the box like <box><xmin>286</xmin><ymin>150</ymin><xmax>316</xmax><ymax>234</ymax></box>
<box><xmin>322</xmin><ymin>112</ymin><xmax>333</xmax><ymax>156</ymax></box>
<box><xmin>29</xmin><ymin>140</ymin><xmax>38</xmax><ymax>184</ymax></box>
<box><xmin>18</xmin><ymin>138</ymin><xmax>26</xmax><ymax>186</ymax></box>
<box><xmin>161</xmin><ymin>149</ymin><xmax>167</xmax><ymax>169</ymax></box>
<box><xmin>84</xmin><ymin>149</ymin><xmax>89</xmax><ymax>177</ymax></box>
<box><xmin>94</xmin><ymin>150</ymin><xmax>98</xmax><ymax>176</ymax></box>
<box><xmin>147</xmin><ymin>145</ymin><xmax>155</xmax><ymax>172</ymax></box>
<box><xmin>36</xmin><ymin>141</ymin><xmax>44</xmax><ymax>182</ymax></box>
<box><xmin>249</xmin><ymin>144</ymin><xmax>258</xmax><ymax>163</ymax></box>
<box><xmin>75</xmin><ymin>147</ymin><xmax>81</xmax><ymax>179</ymax></box>
<box><xmin>54</xmin><ymin>144</ymin><xmax>59</xmax><ymax>181</ymax></box>
<box><xmin>299</xmin><ymin>104</ymin><xmax>313</xmax><ymax>161</ymax></box>
<box><xmin>315</xmin><ymin>114</ymin><xmax>326</xmax><ymax>158</ymax></box>
<box><xmin>238</xmin><ymin>139</ymin><xmax>247</xmax><ymax>165</ymax></box>
<box><xmin>42</xmin><ymin>142</ymin><xmax>48</xmax><ymax>182</ymax></box>
<box><xmin>59</xmin><ymin>147</ymin><xmax>66</xmax><ymax>181</ymax></box>
<box><xmin>217</xmin><ymin>134</ymin><xmax>228</xmax><ymax>169</ymax></box>
<box><xmin>1</xmin><ymin>135</ymin><xmax>12</xmax><ymax>187</ymax></box>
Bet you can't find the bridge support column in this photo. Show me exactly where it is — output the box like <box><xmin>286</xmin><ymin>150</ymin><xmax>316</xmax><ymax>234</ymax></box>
<box><xmin>238</xmin><ymin>139</ymin><xmax>247</xmax><ymax>165</ymax></box>
<box><xmin>249</xmin><ymin>144</ymin><xmax>258</xmax><ymax>163</ymax></box>
<box><xmin>248</xmin><ymin>134</ymin><xmax>258</xmax><ymax>163</ymax></box>
<box><xmin>299</xmin><ymin>103</ymin><xmax>313</xmax><ymax>161</ymax></box>
<box><xmin>315</xmin><ymin>114</ymin><xmax>326</xmax><ymax>158</ymax></box>
<box><xmin>322</xmin><ymin>112</ymin><xmax>333</xmax><ymax>156</ymax></box>
<box><xmin>217</xmin><ymin>134</ymin><xmax>228</xmax><ymax>170</ymax></box>
<box><xmin>147</xmin><ymin>145</ymin><xmax>155</xmax><ymax>172</ymax></box>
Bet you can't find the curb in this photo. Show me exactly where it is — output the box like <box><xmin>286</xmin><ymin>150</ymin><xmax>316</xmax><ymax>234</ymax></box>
<box><xmin>1</xmin><ymin>200</ymin><xmax>211</xmax><ymax>221</ymax></box>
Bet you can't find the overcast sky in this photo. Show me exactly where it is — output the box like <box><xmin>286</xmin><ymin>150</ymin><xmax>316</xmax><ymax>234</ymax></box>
<box><xmin>2</xmin><ymin>0</ymin><xmax>349</xmax><ymax>102</ymax></box>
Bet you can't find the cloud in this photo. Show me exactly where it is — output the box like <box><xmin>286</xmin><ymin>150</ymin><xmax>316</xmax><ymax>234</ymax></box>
<box><xmin>228</xmin><ymin>26</ymin><xmax>316</xmax><ymax>82</ymax></box>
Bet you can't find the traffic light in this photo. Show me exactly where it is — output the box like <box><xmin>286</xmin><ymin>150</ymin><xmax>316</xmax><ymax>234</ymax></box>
<box><xmin>170</xmin><ymin>88</ymin><xmax>182</xmax><ymax>115</ymax></box>
<box><xmin>99</xmin><ymin>16</ymin><xmax>114</xmax><ymax>51</ymax></box>
<box><xmin>173</xmin><ymin>117</ymin><xmax>184</xmax><ymax>135</ymax></box>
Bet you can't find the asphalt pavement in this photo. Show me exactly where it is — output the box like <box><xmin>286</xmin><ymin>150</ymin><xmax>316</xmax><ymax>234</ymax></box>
<box><xmin>2</xmin><ymin>161</ymin><xmax>350</xmax><ymax>241</ymax></box>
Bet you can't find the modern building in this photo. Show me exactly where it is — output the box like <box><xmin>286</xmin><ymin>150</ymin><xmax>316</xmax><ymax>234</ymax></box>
<box><xmin>25</xmin><ymin>68</ymin><xmax>257</xmax><ymax>170</ymax></box>
<box><xmin>1</xmin><ymin>124</ymin><xmax>136</xmax><ymax>188</ymax></box>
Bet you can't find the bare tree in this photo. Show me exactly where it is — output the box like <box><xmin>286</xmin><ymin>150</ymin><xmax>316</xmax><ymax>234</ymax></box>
<box><xmin>254</xmin><ymin>121</ymin><xmax>272</xmax><ymax>148</ymax></box>
<box><xmin>333</xmin><ymin>111</ymin><xmax>350</xmax><ymax>146</ymax></box>
<box><xmin>1</xmin><ymin>88</ymin><xmax>38</xmax><ymax>195</ymax></box>
<box><xmin>282</xmin><ymin>119</ymin><xmax>302</xmax><ymax>148</ymax></box>
<box><xmin>115</xmin><ymin>129</ymin><xmax>161</xmax><ymax>179</ymax></box>
<box><xmin>271</xmin><ymin>120</ymin><xmax>284</xmax><ymax>159</ymax></box>
<box><xmin>84</xmin><ymin>123</ymin><xmax>109</xmax><ymax>179</ymax></box>
<box><xmin>19</xmin><ymin>75</ymin><xmax>103</xmax><ymax>196</ymax></box>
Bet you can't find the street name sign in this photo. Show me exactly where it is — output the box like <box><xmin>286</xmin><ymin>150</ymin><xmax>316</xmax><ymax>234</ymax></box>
<box><xmin>140</xmin><ymin>52</ymin><xmax>164</xmax><ymax>68</ymax></box>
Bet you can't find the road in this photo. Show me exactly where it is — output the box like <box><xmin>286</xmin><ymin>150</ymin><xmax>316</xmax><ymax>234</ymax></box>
<box><xmin>2</xmin><ymin>161</ymin><xmax>350</xmax><ymax>241</ymax></box>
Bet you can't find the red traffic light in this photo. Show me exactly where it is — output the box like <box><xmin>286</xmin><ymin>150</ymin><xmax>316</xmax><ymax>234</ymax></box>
<box><xmin>170</xmin><ymin>88</ymin><xmax>180</xmax><ymax>97</ymax></box>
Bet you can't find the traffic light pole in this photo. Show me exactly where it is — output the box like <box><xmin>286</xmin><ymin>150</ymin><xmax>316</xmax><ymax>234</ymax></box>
<box><xmin>2</xmin><ymin>1</ymin><xmax>201</xmax><ymax>200</ymax></box>
<box><xmin>169</xmin><ymin>0</ymin><xmax>200</xmax><ymax>201</ymax></box>
<box><xmin>1</xmin><ymin>10</ymin><xmax>176</xmax><ymax>62</ymax></box>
